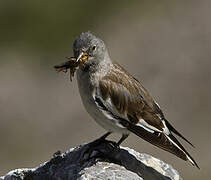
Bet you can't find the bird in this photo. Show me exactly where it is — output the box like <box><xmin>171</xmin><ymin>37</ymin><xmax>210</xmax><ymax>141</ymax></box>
<box><xmin>58</xmin><ymin>32</ymin><xmax>199</xmax><ymax>168</ymax></box>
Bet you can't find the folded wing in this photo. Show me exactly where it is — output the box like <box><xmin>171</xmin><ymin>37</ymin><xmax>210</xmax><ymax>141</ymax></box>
<box><xmin>94</xmin><ymin>62</ymin><xmax>199</xmax><ymax>168</ymax></box>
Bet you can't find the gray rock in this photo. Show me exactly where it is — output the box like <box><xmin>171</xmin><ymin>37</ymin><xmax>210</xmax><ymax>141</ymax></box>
<box><xmin>0</xmin><ymin>140</ymin><xmax>182</xmax><ymax>180</ymax></box>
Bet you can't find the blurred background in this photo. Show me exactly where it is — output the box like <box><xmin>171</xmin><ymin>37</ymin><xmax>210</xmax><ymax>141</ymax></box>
<box><xmin>0</xmin><ymin>0</ymin><xmax>210</xmax><ymax>179</ymax></box>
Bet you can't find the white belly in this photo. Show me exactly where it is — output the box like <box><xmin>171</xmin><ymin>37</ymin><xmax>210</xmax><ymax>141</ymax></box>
<box><xmin>76</xmin><ymin>69</ymin><xmax>128</xmax><ymax>134</ymax></box>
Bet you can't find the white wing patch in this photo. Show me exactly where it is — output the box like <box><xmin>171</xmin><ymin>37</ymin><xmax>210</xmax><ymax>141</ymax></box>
<box><xmin>93</xmin><ymin>91</ymin><xmax>126</xmax><ymax>129</ymax></box>
<box><xmin>162</xmin><ymin>120</ymin><xmax>170</xmax><ymax>135</ymax></box>
<box><xmin>136</xmin><ymin>123</ymin><xmax>154</xmax><ymax>133</ymax></box>
<box><xmin>136</xmin><ymin>118</ymin><xmax>171</xmax><ymax>135</ymax></box>
<box><xmin>136</xmin><ymin>119</ymin><xmax>162</xmax><ymax>133</ymax></box>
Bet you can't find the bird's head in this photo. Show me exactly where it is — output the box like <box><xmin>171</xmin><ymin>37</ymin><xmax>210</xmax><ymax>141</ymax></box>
<box><xmin>73</xmin><ymin>32</ymin><xmax>107</xmax><ymax>65</ymax></box>
<box><xmin>54</xmin><ymin>32</ymin><xmax>109</xmax><ymax>78</ymax></box>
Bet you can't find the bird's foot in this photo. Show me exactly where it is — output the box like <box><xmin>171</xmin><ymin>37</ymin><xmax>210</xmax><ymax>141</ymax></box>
<box><xmin>81</xmin><ymin>135</ymin><xmax>120</xmax><ymax>164</ymax></box>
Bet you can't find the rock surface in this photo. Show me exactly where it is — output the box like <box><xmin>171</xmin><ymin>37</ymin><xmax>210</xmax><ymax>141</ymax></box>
<box><xmin>0</xmin><ymin>140</ymin><xmax>182</xmax><ymax>180</ymax></box>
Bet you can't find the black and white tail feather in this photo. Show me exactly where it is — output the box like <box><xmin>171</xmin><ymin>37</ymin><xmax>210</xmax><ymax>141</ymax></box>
<box><xmin>120</xmin><ymin>118</ymin><xmax>199</xmax><ymax>169</ymax></box>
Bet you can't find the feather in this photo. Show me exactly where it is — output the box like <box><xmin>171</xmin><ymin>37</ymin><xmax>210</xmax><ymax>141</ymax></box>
<box><xmin>164</xmin><ymin>118</ymin><xmax>195</xmax><ymax>147</ymax></box>
<box><xmin>120</xmin><ymin>119</ymin><xmax>199</xmax><ymax>169</ymax></box>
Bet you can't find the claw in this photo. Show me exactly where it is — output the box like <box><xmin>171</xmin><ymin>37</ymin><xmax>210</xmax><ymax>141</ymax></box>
<box><xmin>81</xmin><ymin>140</ymin><xmax>120</xmax><ymax>164</ymax></box>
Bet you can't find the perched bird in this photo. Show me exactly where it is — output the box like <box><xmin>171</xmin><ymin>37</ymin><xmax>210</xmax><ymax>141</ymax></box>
<box><xmin>59</xmin><ymin>32</ymin><xmax>199</xmax><ymax>168</ymax></box>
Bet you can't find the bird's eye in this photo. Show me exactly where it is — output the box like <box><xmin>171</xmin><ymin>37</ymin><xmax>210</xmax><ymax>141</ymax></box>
<box><xmin>92</xmin><ymin>45</ymin><xmax>96</xmax><ymax>51</ymax></box>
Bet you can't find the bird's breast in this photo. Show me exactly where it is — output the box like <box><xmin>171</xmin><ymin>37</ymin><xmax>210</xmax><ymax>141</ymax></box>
<box><xmin>76</xmin><ymin>68</ymin><xmax>129</xmax><ymax>134</ymax></box>
<box><xmin>76</xmin><ymin>69</ymin><xmax>97</xmax><ymax>115</ymax></box>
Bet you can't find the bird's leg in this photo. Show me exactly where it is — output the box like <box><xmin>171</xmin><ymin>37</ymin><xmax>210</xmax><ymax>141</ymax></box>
<box><xmin>99</xmin><ymin>134</ymin><xmax>129</xmax><ymax>157</ymax></box>
<box><xmin>88</xmin><ymin>134</ymin><xmax>129</xmax><ymax>163</ymax></box>
<box><xmin>87</xmin><ymin>132</ymin><xmax>112</xmax><ymax>148</ymax></box>
<box><xmin>81</xmin><ymin>133</ymin><xmax>129</xmax><ymax>165</ymax></box>
<box><xmin>81</xmin><ymin>132</ymin><xmax>111</xmax><ymax>160</ymax></box>
<box><xmin>99</xmin><ymin>132</ymin><xmax>112</xmax><ymax>141</ymax></box>
<box><xmin>117</xmin><ymin>134</ymin><xmax>129</xmax><ymax>146</ymax></box>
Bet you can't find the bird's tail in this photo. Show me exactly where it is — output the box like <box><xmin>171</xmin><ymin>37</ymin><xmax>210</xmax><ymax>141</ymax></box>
<box><xmin>122</xmin><ymin>120</ymin><xmax>199</xmax><ymax>169</ymax></box>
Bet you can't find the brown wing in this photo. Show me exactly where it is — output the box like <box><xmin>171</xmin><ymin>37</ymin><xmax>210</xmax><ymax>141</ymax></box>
<box><xmin>100</xmin><ymin>63</ymin><xmax>195</xmax><ymax>144</ymax></box>
<box><xmin>99</xmin><ymin>62</ymin><xmax>164</xmax><ymax>131</ymax></box>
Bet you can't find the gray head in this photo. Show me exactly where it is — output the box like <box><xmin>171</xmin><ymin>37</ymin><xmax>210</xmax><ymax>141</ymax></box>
<box><xmin>73</xmin><ymin>32</ymin><xmax>109</xmax><ymax>66</ymax></box>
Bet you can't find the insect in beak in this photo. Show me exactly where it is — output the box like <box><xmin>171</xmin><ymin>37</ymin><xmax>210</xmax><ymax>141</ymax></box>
<box><xmin>76</xmin><ymin>52</ymin><xmax>89</xmax><ymax>63</ymax></box>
